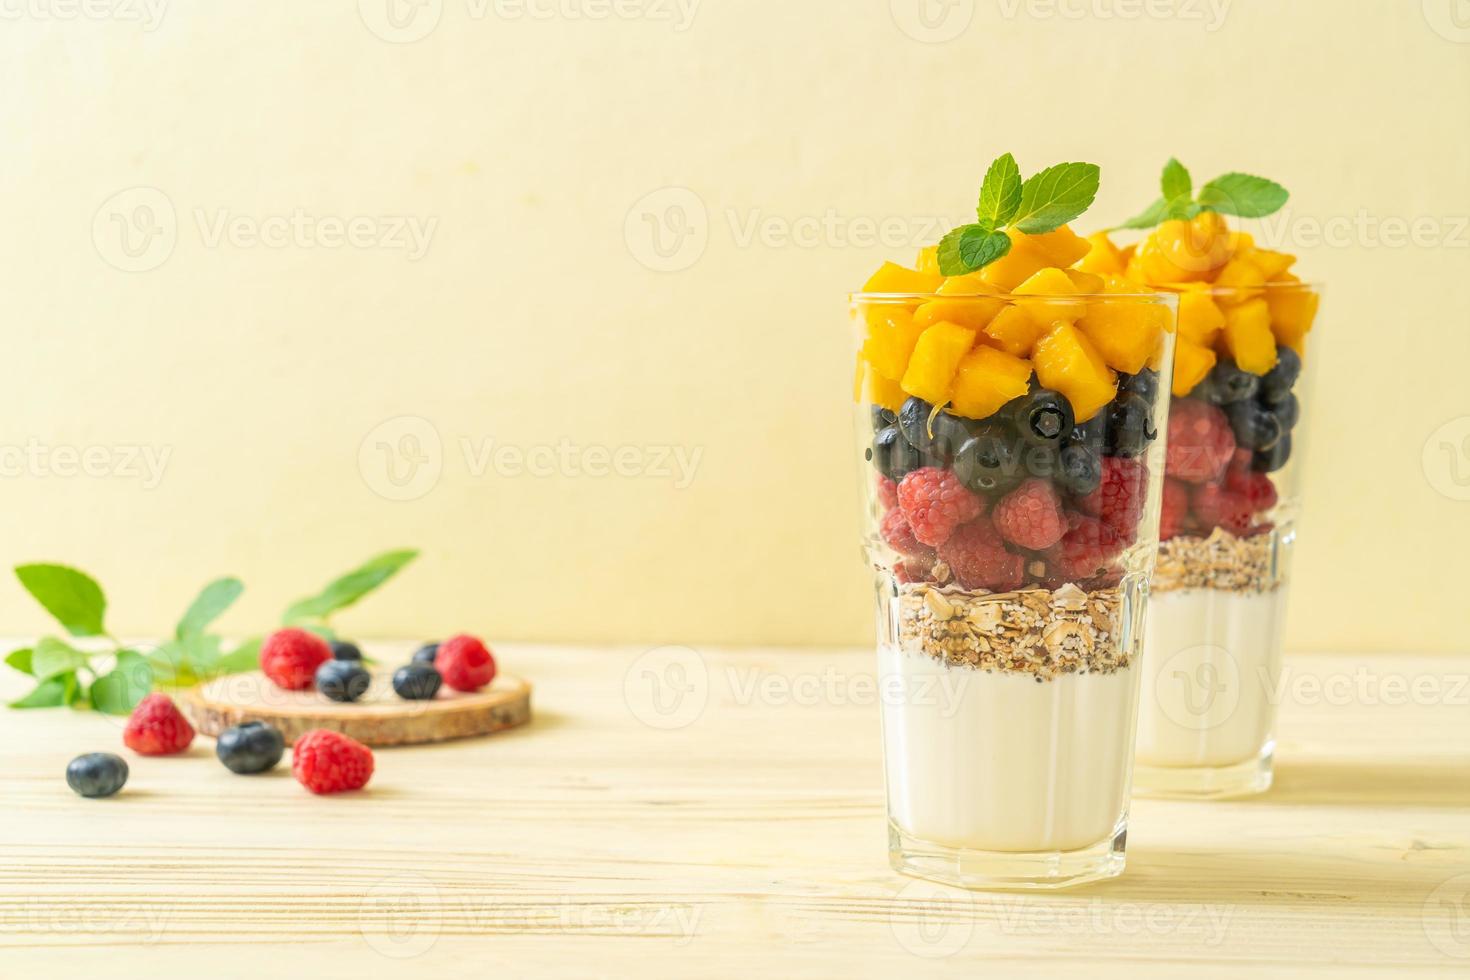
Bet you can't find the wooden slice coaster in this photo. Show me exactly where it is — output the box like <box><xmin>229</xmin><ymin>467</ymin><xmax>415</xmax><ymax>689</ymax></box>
<box><xmin>180</xmin><ymin>670</ymin><xmax>532</xmax><ymax>747</ymax></box>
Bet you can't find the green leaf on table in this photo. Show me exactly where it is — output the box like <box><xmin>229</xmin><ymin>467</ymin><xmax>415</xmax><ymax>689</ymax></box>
<box><xmin>283</xmin><ymin>549</ymin><xmax>419</xmax><ymax>625</ymax></box>
<box><xmin>10</xmin><ymin>671</ymin><xmax>77</xmax><ymax>709</ymax></box>
<box><xmin>1197</xmin><ymin>172</ymin><xmax>1289</xmax><ymax>218</ymax></box>
<box><xmin>31</xmin><ymin>637</ymin><xmax>90</xmax><ymax>681</ymax></box>
<box><xmin>1012</xmin><ymin>162</ymin><xmax>1101</xmax><ymax>234</ymax></box>
<box><xmin>177</xmin><ymin>633</ymin><xmax>225</xmax><ymax>677</ymax></box>
<box><xmin>175</xmin><ymin>577</ymin><xmax>244</xmax><ymax>640</ymax></box>
<box><xmin>145</xmin><ymin>642</ymin><xmax>198</xmax><ymax>687</ymax></box>
<box><xmin>975</xmin><ymin>152</ymin><xmax>1022</xmax><ymax>228</ymax></box>
<box><xmin>14</xmin><ymin>564</ymin><xmax>107</xmax><ymax>637</ymax></box>
<box><xmin>216</xmin><ymin>637</ymin><xmax>263</xmax><ymax>676</ymax></box>
<box><xmin>5</xmin><ymin>648</ymin><xmax>34</xmax><ymax>676</ymax></box>
<box><xmin>1113</xmin><ymin>196</ymin><xmax>1170</xmax><ymax>231</ymax></box>
<box><xmin>937</xmin><ymin>224</ymin><xmax>1012</xmax><ymax>276</ymax></box>
<box><xmin>89</xmin><ymin>651</ymin><xmax>154</xmax><ymax>715</ymax></box>
<box><xmin>1160</xmin><ymin>157</ymin><xmax>1192</xmax><ymax>202</ymax></box>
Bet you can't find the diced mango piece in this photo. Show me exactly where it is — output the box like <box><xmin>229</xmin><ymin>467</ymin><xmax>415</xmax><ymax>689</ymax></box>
<box><xmin>1172</xmin><ymin>340</ymin><xmax>1218</xmax><ymax>397</ymax></box>
<box><xmin>1266</xmin><ymin>282</ymin><xmax>1320</xmax><ymax>355</ymax></box>
<box><xmin>862</xmin><ymin>362</ymin><xmax>908</xmax><ymax>412</ymax></box>
<box><xmin>983</xmin><ymin>305</ymin><xmax>1050</xmax><ymax>358</ymax></box>
<box><xmin>916</xmin><ymin>246</ymin><xmax>941</xmax><ymax>277</ymax></box>
<box><xmin>950</xmin><ymin>347</ymin><xmax>1033</xmax><ymax>420</ymax></box>
<box><xmin>1176</xmin><ymin>286</ymin><xmax>1227</xmax><ymax>347</ymax></box>
<box><xmin>936</xmin><ymin>273</ymin><xmax>995</xmax><ymax>297</ymax></box>
<box><xmin>1077</xmin><ymin>296</ymin><xmax>1170</xmax><ymax>375</ymax></box>
<box><xmin>1135</xmin><ymin>212</ymin><xmax>1233</xmax><ymax>284</ymax></box>
<box><xmin>1248</xmin><ymin>248</ymin><xmax>1296</xmax><ymax>281</ymax></box>
<box><xmin>901</xmin><ymin>321</ymin><xmax>977</xmax><ymax>404</ymax></box>
<box><xmin>1212</xmin><ymin>257</ymin><xmax>1266</xmax><ymax>304</ymax></box>
<box><xmin>914</xmin><ymin>296</ymin><xmax>1005</xmax><ymax>332</ymax></box>
<box><xmin>1077</xmin><ymin>232</ymin><xmax>1126</xmax><ymax>276</ymax></box>
<box><xmin>1032</xmin><ymin>322</ymin><xmax>1118</xmax><ymax>422</ymax></box>
<box><xmin>1024</xmin><ymin>225</ymin><xmax>1092</xmax><ymax>268</ymax></box>
<box><xmin>863</xmin><ymin>261</ymin><xmax>944</xmax><ymax>294</ymax></box>
<box><xmin>1014</xmin><ymin>267</ymin><xmax>1085</xmax><ymax>324</ymax></box>
<box><xmin>861</xmin><ymin>305</ymin><xmax>928</xmax><ymax>381</ymax></box>
<box><xmin>978</xmin><ymin>232</ymin><xmax>1054</xmax><ymax>292</ymax></box>
<box><xmin>1065</xmin><ymin>269</ymin><xmax>1106</xmax><ymax>293</ymax></box>
<box><xmin>1220</xmin><ymin>299</ymin><xmax>1278</xmax><ymax>375</ymax></box>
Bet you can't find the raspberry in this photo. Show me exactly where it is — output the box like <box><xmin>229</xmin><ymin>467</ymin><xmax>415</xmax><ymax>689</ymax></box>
<box><xmin>123</xmin><ymin>694</ymin><xmax>195</xmax><ymax>756</ymax></box>
<box><xmin>1160</xmin><ymin>478</ymin><xmax>1192</xmax><ymax>540</ymax></box>
<box><xmin>436</xmin><ymin>634</ymin><xmax>497</xmax><ymax>692</ymax></box>
<box><xmin>1047</xmin><ymin>515</ymin><xmax>1125</xmax><ymax>583</ymax></box>
<box><xmin>880</xmin><ymin>508</ymin><xmax>934</xmax><ymax>560</ymax></box>
<box><xmin>894</xmin><ymin>558</ymin><xmax>936</xmax><ymax>585</ymax></box>
<box><xmin>1225</xmin><ymin>468</ymin><xmax>1279</xmax><ymax>514</ymax></box>
<box><xmin>1166</xmin><ymin>399</ymin><xmax>1236</xmax><ymax>484</ymax></box>
<box><xmin>261</xmin><ymin>628</ymin><xmax>331</xmax><ymax>691</ymax></box>
<box><xmin>1192</xmin><ymin>483</ymin><xmax>1255</xmax><ymax>535</ymax></box>
<box><xmin>897</xmin><ymin>467</ymin><xmax>984</xmax><ymax>548</ymax></box>
<box><xmin>1077</xmin><ymin>457</ymin><xmax>1148</xmax><ymax>540</ymax></box>
<box><xmin>875</xmin><ymin>474</ymin><xmax>900</xmax><ymax>511</ymax></box>
<box><xmin>291</xmin><ymin>729</ymin><xmax>374</xmax><ymax>795</ymax></box>
<box><xmin>939</xmin><ymin>518</ymin><xmax>1024</xmax><ymax>592</ymax></box>
<box><xmin>992</xmin><ymin>479</ymin><xmax>1067</xmax><ymax>551</ymax></box>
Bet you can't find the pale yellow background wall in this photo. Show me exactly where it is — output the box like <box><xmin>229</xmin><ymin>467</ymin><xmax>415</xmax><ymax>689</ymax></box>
<box><xmin>1</xmin><ymin>0</ymin><xmax>1467</xmax><ymax>650</ymax></box>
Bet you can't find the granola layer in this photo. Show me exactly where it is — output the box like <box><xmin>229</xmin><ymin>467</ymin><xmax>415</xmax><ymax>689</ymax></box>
<box><xmin>896</xmin><ymin>582</ymin><xmax>1127</xmax><ymax>680</ymax></box>
<box><xmin>1154</xmin><ymin>526</ymin><xmax>1278</xmax><ymax>594</ymax></box>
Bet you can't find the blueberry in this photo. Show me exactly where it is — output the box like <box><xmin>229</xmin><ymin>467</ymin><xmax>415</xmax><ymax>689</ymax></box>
<box><xmin>1020</xmin><ymin>443</ymin><xmax>1059</xmax><ymax>480</ymax></box>
<box><xmin>952</xmin><ymin>424</ymin><xmax>1021</xmax><ymax>495</ymax></box>
<box><xmin>1106</xmin><ymin>393</ymin><xmax>1158</xmax><ymax>458</ymax></box>
<box><xmin>869</xmin><ymin>425</ymin><xmax>921</xmax><ymax>481</ymax></box>
<box><xmin>1260</xmin><ymin>347</ymin><xmax>1302</xmax><ymax>402</ymax></box>
<box><xmin>871</xmin><ymin>404</ymin><xmax>898</xmax><ymax>432</ymax></box>
<box><xmin>316</xmin><ymin>660</ymin><xmax>372</xmax><ymax>703</ymax></box>
<box><xmin>412</xmin><ymin>642</ymin><xmax>441</xmax><ymax>665</ymax></box>
<box><xmin>898</xmin><ymin>397</ymin><xmax>968</xmax><ymax>460</ymax></box>
<box><xmin>1119</xmin><ymin>369</ymin><xmax>1160</xmax><ymax>405</ymax></box>
<box><xmin>1253</xmin><ymin>434</ymin><xmax>1292</xmax><ymax>473</ymax></box>
<box><xmin>215</xmin><ymin>721</ymin><xmax>286</xmax><ymax>775</ymax></box>
<box><xmin>393</xmin><ymin>663</ymin><xmax>443</xmax><ymax>701</ymax></box>
<box><xmin>1227</xmin><ymin>401</ymin><xmax>1285</xmax><ymax>452</ymax></box>
<box><xmin>330</xmin><ymin>640</ymin><xmax>363</xmax><ymax>662</ymax></box>
<box><xmin>1067</xmin><ymin>413</ymin><xmax>1108</xmax><ymax>452</ymax></box>
<box><xmin>1264</xmin><ymin>392</ymin><xmax>1300</xmax><ymax>430</ymax></box>
<box><xmin>66</xmin><ymin>753</ymin><xmax>128</xmax><ymax>798</ymax></box>
<box><xmin>1009</xmin><ymin>389</ymin><xmax>1075</xmax><ymax>447</ymax></box>
<box><xmin>1206</xmin><ymin>361</ymin><xmax>1261</xmax><ymax>405</ymax></box>
<box><xmin>1057</xmin><ymin>444</ymin><xmax>1102</xmax><ymax>496</ymax></box>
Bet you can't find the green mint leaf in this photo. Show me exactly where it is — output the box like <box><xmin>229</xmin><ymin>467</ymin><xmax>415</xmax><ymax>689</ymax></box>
<box><xmin>1197</xmin><ymin>172</ymin><xmax>1289</xmax><ymax>218</ymax></box>
<box><xmin>1166</xmin><ymin>198</ymin><xmax>1203</xmax><ymax>221</ymax></box>
<box><xmin>177</xmin><ymin>633</ymin><xmax>224</xmax><ymax>677</ymax></box>
<box><xmin>14</xmin><ymin>564</ymin><xmax>107</xmax><ymax>637</ymax></box>
<box><xmin>31</xmin><ymin>637</ymin><xmax>90</xmax><ymax>681</ymax></box>
<box><xmin>938</xmin><ymin>225</ymin><xmax>1011</xmax><ymax>276</ymax></box>
<box><xmin>176</xmin><ymin>578</ymin><xmax>244</xmax><ymax>640</ymax></box>
<box><xmin>1013</xmin><ymin>162</ymin><xmax>1100</xmax><ymax>234</ymax></box>
<box><xmin>5</xmin><ymin>648</ymin><xmax>34</xmax><ymax>676</ymax></box>
<box><xmin>1161</xmin><ymin>157</ymin><xmax>1192</xmax><ymax>202</ymax></box>
<box><xmin>976</xmin><ymin>153</ymin><xmax>1023</xmax><ymax>228</ymax></box>
<box><xmin>283</xmin><ymin>549</ymin><xmax>420</xmax><ymax>625</ymax></box>
<box><xmin>216</xmin><ymin>637</ymin><xmax>263</xmax><ymax>676</ymax></box>
<box><xmin>89</xmin><ymin>651</ymin><xmax>154</xmax><ymax>715</ymax></box>
<box><xmin>1113</xmin><ymin>197</ymin><xmax>1171</xmax><ymax>231</ymax></box>
<box><xmin>10</xmin><ymin>671</ymin><xmax>76</xmax><ymax>709</ymax></box>
<box><xmin>145</xmin><ymin>643</ymin><xmax>198</xmax><ymax>687</ymax></box>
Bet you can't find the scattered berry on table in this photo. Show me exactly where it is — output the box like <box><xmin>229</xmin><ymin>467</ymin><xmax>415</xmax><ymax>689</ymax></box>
<box><xmin>66</xmin><ymin>753</ymin><xmax>128</xmax><ymax>798</ymax></box>
<box><xmin>992</xmin><ymin>478</ymin><xmax>1067</xmax><ymax>551</ymax></box>
<box><xmin>874</xmin><ymin>474</ymin><xmax>899</xmax><ymax>511</ymax></box>
<box><xmin>215</xmin><ymin>721</ymin><xmax>286</xmax><ymax>775</ymax></box>
<box><xmin>1056</xmin><ymin>444</ymin><xmax>1102</xmax><ymax>497</ymax></box>
<box><xmin>1105</xmin><ymin>392</ymin><xmax>1157</xmax><ymax>458</ymax></box>
<box><xmin>1166</xmin><ymin>399</ymin><xmax>1236</xmax><ymax>484</ymax></box>
<box><xmin>1160</xmin><ymin>478</ymin><xmax>1191</xmax><ymax>540</ymax></box>
<box><xmin>123</xmin><ymin>693</ymin><xmax>195</xmax><ymax>756</ymax></box>
<box><xmin>1203</xmin><ymin>361</ymin><xmax>1260</xmax><ymax>405</ymax></box>
<box><xmin>951</xmin><ymin>426</ymin><xmax>1021</xmax><ymax>496</ymax></box>
<box><xmin>870</xmin><ymin>425</ymin><xmax>921</xmax><ymax>482</ymax></box>
<box><xmin>316</xmin><ymin>660</ymin><xmax>372</xmax><ymax>703</ymax></box>
<box><xmin>1192</xmin><ymin>483</ymin><xmax>1256</xmax><ymax>535</ymax></box>
<box><xmin>1260</xmin><ymin>346</ymin><xmax>1302</xmax><ymax>402</ymax></box>
<box><xmin>881</xmin><ymin>507</ymin><xmax>936</xmax><ymax>560</ymax></box>
<box><xmin>1077</xmin><ymin>456</ymin><xmax>1148</xmax><ymax>538</ymax></box>
<box><xmin>411</xmin><ymin>642</ymin><xmax>441</xmax><ymax>665</ymax></box>
<box><xmin>1010</xmin><ymin>388</ymin><xmax>1075</xmax><ymax>448</ymax></box>
<box><xmin>1226</xmin><ymin>400</ymin><xmax>1284</xmax><ymax>452</ymax></box>
<box><xmin>897</xmin><ymin>467</ymin><xmax>984</xmax><ymax>547</ymax></box>
<box><xmin>393</xmin><ymin>663</ymin><xmax>443</xmax><ymax>701</ymax></box>
<box><xmin>1252</xmin><ymin>434</ymin><xmax>1293</xmax><ymax>473</ymax></box>
<box><xmin>435</xmin><ymin>634</ymin><xmax>498</xmax><ymax>693</ymax></box>
<box><xmin>260</xmin><ymin>628</ymin><xmax>332</xmax><ymax>691</ymax></box>
<box><xmin>329</xmin><ymin>640</ymin><xmax>363</xmax><ymax>662</ymax></box>
<box><xmin>939</xmin><ymin>518</ymin><xmax>1024</xmax><ymax>592</ymax></box>
<box><xmin>291</xmin><ymin>729</ymin><xmax>374</xmax><ymax>795</ymax></box>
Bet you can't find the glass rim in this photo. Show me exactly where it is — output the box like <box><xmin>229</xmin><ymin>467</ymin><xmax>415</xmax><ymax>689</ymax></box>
<box><xmin>849</xmin><ymin>290</ymin><xmax>1178</xmax><ymax>305</ymax></box>
<box><xmin>1159</xmin><ymin>280</ymin><xmax>1325</xmax><ymax>297</ymax></box>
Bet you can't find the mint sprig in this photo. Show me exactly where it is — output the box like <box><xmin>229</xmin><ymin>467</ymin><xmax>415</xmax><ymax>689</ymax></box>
<box><xmin>937</xmin><ymin>154</ymin><xmax>1101</xmax><ymax>276</ymax></box>
<box><xmin>1116</xmin><ymin>159</ymin><xmax>1288</xmax><ymax>230</ymax></box>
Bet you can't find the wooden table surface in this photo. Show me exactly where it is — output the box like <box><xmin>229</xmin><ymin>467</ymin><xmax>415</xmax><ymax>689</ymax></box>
<box><xmin>1</xmin><ymin>643</ymin><xmax>1467</xmax><ymax>978</ymax></box>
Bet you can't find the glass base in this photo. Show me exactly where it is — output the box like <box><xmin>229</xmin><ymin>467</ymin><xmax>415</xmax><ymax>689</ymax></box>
<box><xmin>888</xmin><ymin>820</ymin><xmax>1128</xmax><ymax>891</ymax></box>
<box><xmin>1133</xmin><ymin>746</ymin><xmax>1274</xmax><ymax>800</ymax></box>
